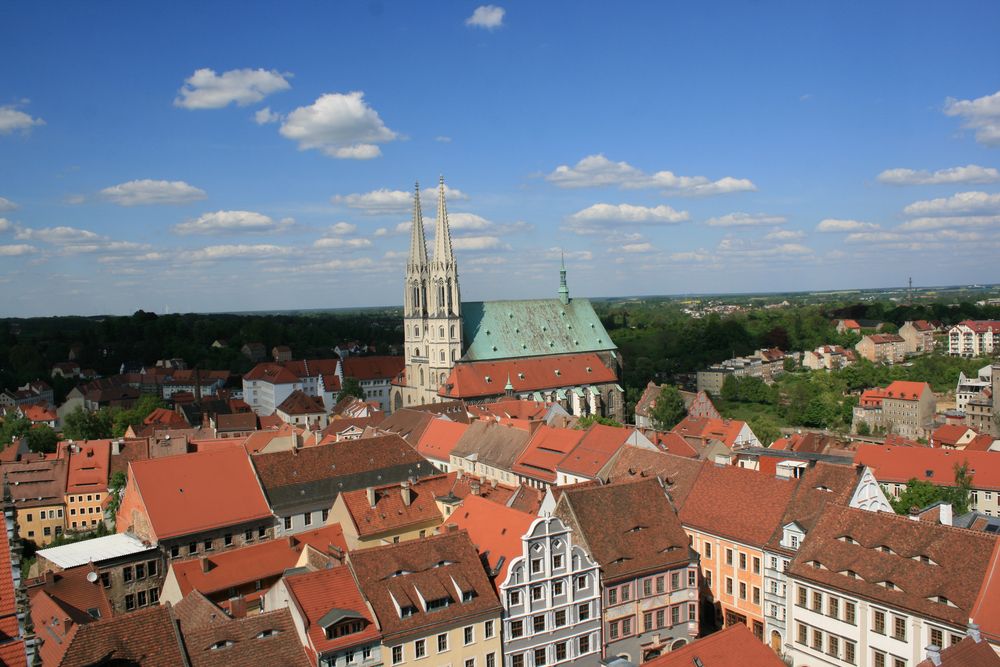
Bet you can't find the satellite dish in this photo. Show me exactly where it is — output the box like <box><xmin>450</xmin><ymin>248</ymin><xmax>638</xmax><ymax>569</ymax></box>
<box><xmin>86</xmin><ymin>571</ymin><xmax>99</xmax><ymax>583</ymax></box>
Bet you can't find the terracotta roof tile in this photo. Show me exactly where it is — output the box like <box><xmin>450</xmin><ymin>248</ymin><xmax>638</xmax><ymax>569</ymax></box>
<box><xmin>348</xmin><ymin>531</ymin><xmax>501</xmax><ymax>641</ymax></box>
<box><xmin>415</xmin><ymin>419</ymin><xmax>470</xmax><ymax>463</ymax></box>
<box><xmin>276</xmin><ymin>390</ymin><xmax>326</xmax><ymax>416</ymax></box>
<box><xmin>60</xmin><ymin>605</ymin><xmax>186</xmax><ymax>667</ymax></box>
<box><xmin>556</xmin><ymin>424</ymin><xmax>632</xmax><ymax>478</ymax></box>
<box><xmin>601</xmin><ymin>447</ymin><xmax>704</xmax><ymax>509</ymax></box>
<box><xmin>342</xmin><ymin>355</ymin><xmax>404</xmax><ymax>381</ymax></box>
<box><xmin>444</xmin><ymin>494</ymin><xmax>536</xmax><ymax>585</ymax></box>
<box><xmin>644</xmin><ymin>622</ymin><xmax>784</xmax><ymax>667</ymax></box>
<box><xmin>182</xmin><ymin>606</ymin><xmax>311</xmax><ymax>667</ymax></box>
<box><xmin>916</xmin><ymin>636</ymin><xmax>1000</xmax><ymax>667</ymax></box>
<box><xmin>284</xmin><ymin>565</ymin><xmax>381</xmax><ymax>656</ymax></box>
<box><xmin>855</xmin><ymin>444</ymin><xmax>1000</xmax><ymax>491</ymax></box>
<box><xmin>243</xmin><ymin>363</ymin><xmax>300</xmax><ymax>384</ymax></box>
<box><xmin>64</xmin><ymin>440</ymin><xmax>111</xmax><ymax>495</ymax></box>
<box><xmin>789</xmin><ymin>505</ymin><xmax>998</xmax><ymax>627</ymax></box>
<box><xmin>511</xmin><ymin>425</ymin><xmax>584</xmax><ymax>483</ymax></box>
<box><xmin>440</xmin><ymin>353</ymin><xmax>616</xmax><ymax>399</ymax></box>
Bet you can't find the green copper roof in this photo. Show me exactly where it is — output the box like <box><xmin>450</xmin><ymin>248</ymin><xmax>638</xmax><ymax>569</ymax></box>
<box><xmin>461</xmin><ymin>298</ymin><xmax>616</xmax><ymax>362</ymax></box>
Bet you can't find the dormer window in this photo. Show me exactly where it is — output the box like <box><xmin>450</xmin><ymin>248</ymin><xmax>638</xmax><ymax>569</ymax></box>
<box><xmin>400</xmin><ymin>605</ymin><xmax>417</xmax><ymax>618</ymax></box>
<box><xmin>211</xmin><ymin>640</ymin><xmax>234</xmax><ymax>650</ymax></box>
<box><xmin>255</xmin><ymin>629</ymin><xmax>278</xmax><ymax>639</ymax></box>
<box><xmin>426</xmin><ymin>596</ymin><xmax>452</xmax><ymax>611</ymax></box>
<box><xmin>838</xmin><ymin>536</ymin><xmax>856</xmax><ymax>544</ymax></box>
<box><xmin>462</xmin><ymin>590</ymin><xmax>476</xmax><ymax>602</ymax></box>
<box><xmin>878</xmin><ymin>545</ymin><xmax>896</xmax><ymax>555</ymax></box>
<box><xmin>915</xmin><ymin>554</ymin><xmax>937</xmax><ymax>565</ymax></box>
<box><xmin>627</xmin><ymin>525</ymin><xmax>647</xmax><ymax>533</ymax></box>
<box><xmin>326</xmin><ymin>620</ymin><xmax>365</xmax><ymax>639</ymax></box>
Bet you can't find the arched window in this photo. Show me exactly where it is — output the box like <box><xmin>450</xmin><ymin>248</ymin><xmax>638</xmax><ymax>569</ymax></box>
<box><xmin>450</xmin><ymin>325</ymin><xmax>455</xmax><ymax>338</ymax></box>
<box><xmin>414</xmin><ymin>347</ymin><xmax>420</xmax><ymax>357</ymax></box>
<box><xmin>419</xmin><ymin>368</ymin><xmax>424</xmax><ymax>386</ymax></box>
<box><xmin>439</xmin><ymin>326</ymin><xmax>444</xmax><ymax>338</ymax></box>
<box><xmin>451</xmin><ymin>349</ymin><xmax>456</xmax><ymax>362</ymax></box>
<box><xmin>414</xmin><ymin>325</ymin><xmax>419</xmax><ymax>337</ymax></box>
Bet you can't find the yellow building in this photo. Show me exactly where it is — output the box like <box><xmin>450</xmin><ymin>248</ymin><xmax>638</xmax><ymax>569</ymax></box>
<box><xmin>349</xmin><ymin>530</ymin><xmax>503</xmax><ymax>667</ymax></box>
<box><xmin>328</xmin><ymin>475</ymin><xmax>450</xmax><ymax>550</ymax></box>
<box><xmin>6</xmin><ymin>458</ymin><xmax>69</xmax><ymax>547</ymax></box>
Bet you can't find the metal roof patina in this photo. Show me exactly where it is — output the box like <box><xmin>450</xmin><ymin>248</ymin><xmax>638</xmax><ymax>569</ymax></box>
<box><xmin>461</xmin><ymin>298</ymin><xmax>616</xmax><ymax>361</ymax></box>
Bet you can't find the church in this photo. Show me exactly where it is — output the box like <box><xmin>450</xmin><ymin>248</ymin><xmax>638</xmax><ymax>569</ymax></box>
<box><xmin>389</xmin><ymin>178</ymin><xmax>624</xmax><ymax>421</ymax></box>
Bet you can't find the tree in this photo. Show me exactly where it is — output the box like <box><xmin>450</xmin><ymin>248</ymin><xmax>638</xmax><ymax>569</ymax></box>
<box><xmin>856</xmin><ymin>421</ymin><xmax>871</xmax><ymax>436</ymax></box>
<box><xmin>340</xmin><ymin>377</ymin><xmax>366</xmax><ymax>401</ymax></box>
<box><xmin>650</xmin><ymin>385</ymin><xmax>687</xmax><ymax>430</ymax></box>
<box><xmin>889</xmin><ymin>463</ymin><xmax>972</xmax><ymax>515</ymax></box>
<box><xmin>62</xmin><ymin>407</ymin><xmax>114</xmax><ymax>440</ymax></box>
<box><xmin>574</xmin><ymin>414</ymin><xmax>623</xmax><ymax>430</ymax></box>
<box><xmin>110</xmin><ymin>395</ymin><xmax>165</xmax><ymax>438</ymax></box>
<box><xmin>749</xmin><ymin>416</ymin><xmax>782</xmax><ymax>447</ymax></box>
<box><xmin>26</xmin><ymin>425</ymin><xmax>58</xmax><ymax>453</ymax></box>
<box><xmin>0</xmin><ymin>416</ymin><xmax>31</xmax><ymax>449</ymax></box>
<box><xmin>105</xmin><ymin>471</ymin><xmax>127</xmax><ymax>527</ymax></box>
<box><xmin>720</xmin><ymin>375</ymin><xmax>739</xmax><ymax>402</ymax></box>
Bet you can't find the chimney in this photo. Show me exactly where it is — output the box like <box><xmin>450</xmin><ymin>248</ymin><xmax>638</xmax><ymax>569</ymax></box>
<box><xmin>366</xmin><ymin>486</ymin><xmax>376</xmax><ymax>508</ymax></box>
<box><xmin>925</xmin><ymin>645</ymin><xmax>942</xmax><ymax>667</ymax></box>
<box><xmin>456</xmin><ymin>469</ymin><xmax>464</xmax><ymax>480</ymax></box>
<box><xmin>908</xmin><ymin>506</ymin><xmax>921</xmax><ymax>521</ymax></box>
<box><xmin>471</xmin><ymin>480</ymin><xmax>481</xmax><ymax>496</ymax></box>
<box><xmin>401</xmin><ymin>481</ymin><xmax>412</xmax><ymax>507</ymax></box>
<box><xmin>63</xmin><ymin>618</ymin><xmax>74</xmax><ymax>634</ymax></box>
<box><xmin>938</xmin><ymin>502</ymin><xmax>953</xmax><ymax>527</ymax></box>
<box><xmin>112</xmin><ymin>439</ymin><xmax>123</xmax><ymax>456</ymax></box>
<box><xmin>490</xmin><ymin>478</ymin><xmax>497</xmax><ymax>489</ymax></box>
<box><xmin>200</xmin><ymin>557</ymin><xmax>212</xmax><ymax>573</ymax></box>
<box><xmin>968</xmin><ymin>623</ymin><xmax>982</xmax><ymax>643</ymax></box>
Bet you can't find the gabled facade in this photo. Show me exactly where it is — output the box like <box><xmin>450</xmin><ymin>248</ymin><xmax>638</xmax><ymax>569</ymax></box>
<box><xmin>499</xmin><ymin>516</ymin><xmax>602</xmax><ymax>667</ymax></box>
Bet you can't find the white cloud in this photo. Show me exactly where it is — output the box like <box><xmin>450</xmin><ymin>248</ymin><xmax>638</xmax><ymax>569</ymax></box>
<box><xmin>173</xmin><ymin>210</ymin><xmax>294</xmax><ymax>235</ymax></box>
<box><xmin>313</xmin><ymin>237</ymin><xmax>372</xmax><ymax>249</ymax></box>
<box><xmin>466</xmin><ymin>5</ymin><xmax>505</xmax><ymax>29</ymax></box>
<box><xmin>435</xmin><ymin>212</ymin><xmax>491</xmax><ymax>230</ymax></box>
<box><xmin>545</xmin><ymin>154</ymin><xmax>755</xmax><ymax>196</ymax></box>
<box><xmin>374</xmin><ymin>222</ymin><xmax>411</xmax><ymax>237</ymax></box>
<box><xmin>944</xmin><ymin>89</ymin><xmax>1000</xmax><ymax>147</ymax></box>
<box><xmin>705</xmin><ymin>212</ymin><xmax>787</xmax><ymax>227</ymax></box>
<box><xmin>715</xmin><ymin>237</ymin><xmax>813</xmax><ymax>259</ymax></box>
<box><xmin>903</xmin><ymin>191</ymin><xmax>1000</xmax><ymax>217</ymax></box>
<box><xmin>279</xmin><ymin>92</ymin><xmax>398</xmax><ymax>159</ymax></box>
<box><xmin>546</xmin><ymin>248</ymin><xmax>593</xmax><ymax>261</ymax></box>
<box><xmin>0</xmin><ymin>218</ymin><xmax>12</xmax><ymax>233</ymax></box>
<box><xmin>0</xmin><ymin>244</ymin><xmax>36</xmax><ymax>256</ymax></box>
<box><xmin>328</xmin><ymin>222</ymin><xmax>357</xmax><ymax>235</ymax></box>
<box><xmin>670</xmin><ymin>250</ymin><xmax>711</xmax><ymax>263</ymax></box>
<box><xmin>877</xmin><ymin>165</ymin><xmax>1000</xmax><ymax>186</ymax></box>
<box><xmin>899</xmin><ymin>215</ymin><xmax>1000</xmax><ymax>231</ymax></box>
<box><xmin>15</xmin><ymin>226</ymin><xmax>100</xmax><ymax>243</ymax></box>
<box><xmin>569</xmin><ymin>204</ymin><xmax>691</xmax><ymax>228</ymax></box>
<box><xmin>621</xmin><ymin>242</ymin><xmax>654</xmax><ymax>253</ymax></box>
<box><xmin>816</xmin><ymin>218</ymin><xmax>880</xmax><ymax>232</ymax></box>
<box><xmin>451</xmin><ymin>235</ymin><xmax>508</xmax><ymax>251</ymax></box>
<box><xmin>64</xmin><ymin>194</ymin><xmax>86</xmax><ymax>205</ymax></box>
<box><xmin>100</xmin><ymin>179</ymin><xmax>207</xmax><ymax>206</ymax></box>
<box><xmin>434</xmin><ymin>136</ymin><xmax>452</xmax><ymax>143</ymax></box>
<box><xmin>765</xmin><ymin>229</ymin><xmax>805</xmax><ymax>241</ymax></box>
<box><xmin>332</xmin><ymin>184</ymin><xmax>467</xmax><ymax>214</ymax></box>
<box><xmin>844</xmin><ymin>231</ymin><xmax>904</xmax><ymax>244</ymax></box>
<box><xmin>0</xmin><ymin>105</ymin><xmax>45</xmax><ymax>135</ymax></box>
<box><xmin>254</xmin><ymin>107</ymin><xmax>282</xmax><ymax>125</ymax></box>
<box><xmin>182</xmin><ymin>244</ymin><xmax>294</xmax><ymax>261</ymax></box>
<box><xmin>0</xmin><ymin>197</ymin><xmax>17</xmax><ymax>212</ymax></box>
<box><xmin>174</xmin><ymin>68</ymin><xmax>291</xmax><ymax>110</ymax></box>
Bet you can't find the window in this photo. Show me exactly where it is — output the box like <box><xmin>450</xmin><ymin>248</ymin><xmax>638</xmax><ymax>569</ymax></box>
<box><xmin>671</xmin><ymin>605</ymin><xmax>680</xmax><ymax>626</ymax></box>
<box><xmin>689</xmin><ymin>603</ymin><xmax>697</xmax><ymax>621</ymax></box>
<box><xmin>125</xmin><ymin>594</ymin><xmax>135</xmax><ymax>611</ymax></box>
<box><xmin>531</xmin><ymin>586</ymin><xmax>544</xmax><ymax>601</ymax></box>
<box><xmin>464</xmin><ymin>626</ymin><xmax>473</xmax><ymax>645</ymax></box>
<box><xmin>893</xmin><ymin>616</ymin><xmax>906</xmax><ymax>641</ymax></box>
<box><xmin>828</xmin><ymin>635</ymin><xmax>840</xmax><ymax>657</ymax></box>
<box><xmin>511</xmin><ymin>656</ymin><xmax>524</xmax><ymax>667</ymax></box>
<box><xmin>552</xmin><ymin>554</ymin><xmax>563</xmax><ymax>569</ymax></box>
<box><xmin>579</xmin><ymin>635</ymin><xmax>590</xmax><ymax>654</ymax></box>
<box><xmin>283</xmin><ymin>516</ymin><xmax>292</xmax><ymax>530</ymax></box>
<box><xmin>797</xmin><ymin>586</ymin><xmax>807</xmax><ymax>607</ymax></box>
<box><xmin>555</xmin><ymin>609</ymin><xmax>566</xmax><ymax>627</ymax></box>
<box><xmin>846</xmin><ymin>641</ymin><xmax>856</xmax><ymax>665</ymax></box>
<box><xmin>437</xmin><ymin>633</ymin><xmax>448</xmax><ymax>652</ymax></box>
<box><xmin>100</xmin><ymin>572</ymin><xmax>110</xmax><ymax>588</ymax></box>
<box><xmin>812</xmin><ymin>629</ymin><xmax>822</xmax><ymax>650</ymax></box>
<box><xmin>620</xmin><ymin>584</ymin><xmax>630</xmax><ymax>602</ymax></box>
<box><xmin>553</xmin><ymin>580</ymin><xmax>564</xmax><ymax>597</ymax></box>
<box><xmin>608</xmin><ymin>588</ymin><xmax>617</xmax><ymax>605</ymax></box>
<box><xmin>135</xmin><ymin>563</ymin><xmax>146</xmax><ymax>580</ymax></box>
<box><xmin>622</xmin><ymin>617</ymin><xmax>631</xmax><ymax>636</ymax></box>
<box><xmin>224</xmin><ymin>533</ymin><xmax>233</xmax><ymax>546</ymax></box>
<box><xmin>874</xmin><ymin>650</ymin><xmax>886</xmax><ymax>667</ymax></box>
<box><xmin>555</xmin><ymin>642</ymin><xmax>567</xmax><ymax>662</ymax></box>
<box><xmin>739</xmin><ymin>582</ymin><xmax>747</xmax><ymax>600</ymax></box>
<box><xmin>149</xmin><ymin>587</ymin><xmax>159</xmax><ymax>603</ymax></box>
<box><xmin>845</xmin><ymin>601</ymin><xmax>857</xmax><ymax>625</ymax></box>
<box><xmin>704</xmin><ymin>543</ymin><xmax>712</xmax><ymax>558</ymax></box>
<box><xmin>812</xmin><ymin>591</ymin><xmax>822</xmax><ymax>611</ymax></box>
<box><xmin>644</xmin><ymin>612</ymin><xmax>653</xmax><ymax>632</ymax></box>
<box><xmin>705</xmin><ymin>570</ymin><xmax>712</xmax><ymax>589</ymax></box>
<box><xmin>485</xmin><ymin>619</ymin><xmax>494</xmax><ymax>639</ymax></box>
<box><xmin>534</xmin><ymin>648</ymin><xmax>547</xmax><ymax>666</ymax></box>
<box><xmin>752</xmin><ymin>557</ymin><xmax>761</xmax><ymax>574</ymax></box>
<box><xmin>531</xmin><ymin>558</ymin><xmax>542</xmax><ymax>574</ymax></box>
<box><xmin>257</xmin><ymin>527</ymin><xmax>266</xmax><ymax>538</ymax></box>
<box><xmin>739</xmin><ymin>553</ymin><xmax>747</xmax><ymax>570</ymax></box>
<box><xmin>414</xmin><ymin>639</ymin><xmax>426</xmax><ymax>659</ymax></box>
<box><xmin>671</xmin><ymin>572</ymin><xmax>680</xmax><ymax>590</ymax></box>
<box><xmin>656</xmin><ymin>609</ymin><xmax>665</xmax><ymax>628</ymax></box>
<box><xmin>392</xmin><ymin>646</ymin><xmax>403</xmax><ymax>665</ymax></box>
<box><xmin>170</xmin><ymin>545</ymin><xmax>179</xmax><ymax>559</ymax></box>
<box><xmin>752</xmin><ymin>587</ymin><xmax>760</xmax><ymax>605</ymax></box>
<box><xmin>656</xmin><ymin>576</ymin><xmax>665</xmax><ymax>594</ymax></box>
<box><xmin>643</xmin><ymin>579</ymin><xmax>652</xmax><ymax>596</ymax></box>
<box><xmin>725</xmin><ymin>577</ymin><xmax>733</xmax><ymax>595</ymax></box>
<box><xmin>726</xmin><ymin>549</ymin><xmax>734</xmax><ymax>565</ymax></box>
<box><xmin>874</xmin><ymin>610</ymin><xmax>886</xmax><ymax>634</ymax></box>
<box><xmin>533</xmin><ymin>615</ymin><xmax>545</xmax><ymax>633</ymax></box>
<box><xmin>798</xmin><ymin>623</ymin><xmax>808</xmax><ymax>644</ymax></box>
<box><xmin>828</xmin><ymin>597</ymin><xmax>839</xmax><ymax>619</ymax></box>
<box><xmin>486</xmin><ymin>653</ymin><xmax>495</xmax><ymax>667</ymax></box>
<box><xmin>688</xmin><ymin>570</ymin><xmax>697</xmax><ymax>587</ymax></box>
<box><xmin>930</xmin><ymin>628</ymin><xmax>943</xmax><ymax>649</ymax></box>
<box><xmin>510</xmin><ymin>620</ymin><xmax>523</xmax><ymax>638</ymax></box>
<box><xmin>576</xmin><ymin>575</ymin><xmax>587</xmax><ymax>590</ymax></box>
<box><xmin>244</xmin><ymin>529</ymin><xmax>253</xmax><ymax>542</ymax></box>
<box><xmin>123</xmin><ymin>566</ymin><xmax>133</xmax><ymax>582</ymax></box>
<box><xmin>578</xmin><ymin>602</ymin><xmax>590</xmax><ymax>621</ymax></box>
<box><xmin>44</xmin><ymin>527</ymin><xmax>51</xmax><ymax>537</ymax></box>
<box><xmin>894</xmin><ymin>659</ymin><xmax>906</xmax><ymax>667</ymax></box>
<box><xmin>137</xmin><ymin>590</ymin><xmax>147</xmax><ymax>607</ymax></box>
<box><xmin>465</xmin><ymin>660</ymin><xmax>475</xmax><ymax>667</ymax></box>
<box><xmin>322</xmin><ymin>509</ymin><xmax>329</xmax><ymax>522</ymax></box>
<box><xmin>770</xmin><ymin>556</ymin><xmax>778</xmax><ymax>569</ymax></box>
<box><xmin>509</xmin><ymin>590</ymin><xmax>521</xmax><ymax>605</ymax></box>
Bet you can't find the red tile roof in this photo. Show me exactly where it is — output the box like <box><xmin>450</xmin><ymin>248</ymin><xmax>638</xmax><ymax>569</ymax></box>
<box><xmin>916</xmin><ymin>636</ymin><xmax>1000</xmax><ymax>667</ymax></box>
<box><xmin>957</xmin><ymin>320</ymin><xmax>1000</xmax><ymax>334</ymax></box>
<box><xmin>600</xmin><ymin>447</ymin><xmax>705</xmax><ymax>509</ymax></box>
<box><xmin>169</xmin><ymin>525</ymin><xmax>347</xmax><ymax>599</ymax></box>
<box><xmin>64</xmin><ymin>440</ymin><xmax>111</xmax><ymax>495</ymax></box>
<box><xmin>965</xmin><ymin>434</ymin><xmax>997</xmax><ymax>452</ymax></box>
<box><xmin>868</xmin><ymin>333</ymin><xmax>905</xmax><ymax>344</ymax></box>
<box><xmin>143</xmin><ymin>407</ymin><xmax>188</xmax><ymax>428</ymax></box>
<box><xmin>243</xmin><ymin>363</ymin><xmax>300</xmax><ymax>384</ymax></box>
<box><xmin>672</xmin><ymin>416</ymin><xmax>748</xmax><ymax>449</ymax></box>
<box><xmin>285</xmin><ymin>565</ymin><xmax>381</xmax><ymax>656</ymax></box>
<box><xmin>644</xmin><ymin>622</ymin><xmax>785</xmax><ymax>667</ymax></box>
<box><xmin>440</xmin><ymin>352</ymin><xmax>616</xmax><ymax>399</ymax></box>
<box><xmin>650</xmin><ymin>431</ymin><xmax>699</xmax><ymax>458</ymax></box>
<box><xmin>342</xmin><ymin>355</ymin><xmax>404</xmax><ymax>381</ymax></box>
<box><xmin>415</xmin><ymin>419</ymin><xmax>470</xmax><ymax>462</ymax></box>
<box><xmin>123</xmin><ymin>448</ymin><xmax>272</xmax><ymax>540</ymax></box>
<box><xmin>556</xmin><ymin>424</ymin><xmax>632</xmax><ymax>478</ymax></box>
<box><xmin>276</xmin><ymin>390</ymin><xmax>326</xmax><ymax>416</ymax></box>
<box><xmin>679</xmin><ymin>464</ymin><xmax>797</xmax><ymax>546</ymax></box>
<box><xmin>444</xmin><ymin>494</ymin><xmax>536</xmax><ymax>585</ymax></box>
<box><xmin>468</xmin><ymin>399</ymin><xmax>551</xmax><ymax>421</ymax></box>
<box><xmin>182</xmin><ymin>606</ymin><xmax>311</xmax><ymax>667</ymax></box>
<box><xmin>933</xmin><ymin>424</ymin><xmax>976</xmax><ymax>448</ymax></box>
<box><xmin>20</xmin><ymin>403</ymin><xmax>56</xmax><ymax>423</ymax></box>
<box><xmin>59</xmin><ymin>605</ymin><xmax>186</xmax><ymax>667</ymax></box>
<box><xmin>855</xmin><ymin>444</ymin><xmax>1000</xmax><ymax>491</ymax></box>
<box><xmin>972</xmin><ymin>539</ymin><xmax>1000</xmax><ymax>644</ymax></box>
<box><xmin>348</xmin><ymin>530</ymin><xmax>502</xmax><ymax>641</ymax></box>
<box><xmin>512</xmin><ymin>424</ymin><xmax>584</xmax><ymax>483</ymax></box>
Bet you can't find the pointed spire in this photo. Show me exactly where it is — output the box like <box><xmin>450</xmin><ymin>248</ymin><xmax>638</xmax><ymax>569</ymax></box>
<box><xmin>558</xmin><ymin>251</ymin><xmax>570</xmax><ymax>305</ymax></box>
<box><xmin>408</xmin><ymin>181</ymin><xmax>428</xmax><ymax>270</ymax></box>
<box><xmin>433</xmin><ymin>175</ymin><xmax>455</xmax><ymax>267</ymax></box>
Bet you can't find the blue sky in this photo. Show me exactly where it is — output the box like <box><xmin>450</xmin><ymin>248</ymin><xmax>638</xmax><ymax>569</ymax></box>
<box><xmin>2</xmin><ymin>2</ymin><xmax>999</xmax><ymax>316</ymax></box>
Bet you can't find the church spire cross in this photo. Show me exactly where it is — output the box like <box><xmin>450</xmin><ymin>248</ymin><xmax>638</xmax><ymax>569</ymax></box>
<box><xmin>433</xmin><ymin>175</ymin><xmax>455</xmax><ymax>268</ymax></box>
<box><xmin>408</xmin><ymin>181</ymin><xmax>428</xmax><ymax>270</ymax></box>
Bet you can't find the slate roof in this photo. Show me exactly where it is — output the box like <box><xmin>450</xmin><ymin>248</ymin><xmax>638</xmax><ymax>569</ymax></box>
<box><xmin>59</xmin><ymin>605</ymin><xmax>186</xmax><ymax>667</ymax></box>
<box><xmin>251</xmin><ymin>435</ymin><xmax>432</xmax><ymax>513</ymax></box>
<box><xmin>461</xmin><ymin>298</ymin><xmax>616</xmax><ymax>362</ymax></box>
<box><xmin>284</xmin><ymin>565</ymin><xmax>381</xmax><ymax>656</ymax></box>
<box><xmin>125</xmin><ymin>447</ymin><xmax>272</xmax><ymax>540</ymax></box>
<box><xmin>216</xmin><ymin>412</ymin><xmax>257</xmax><ymax>432</ymax></box>
<box><xmin>450</xmin><ymin>420</ymin><xmax>531</xmax><ymax>471</ymax></box>
<box><xmin>557</xmin><ymin>477</ymin><xmax>692</xmax><ymax>582</ymax></box>
<box><xmin>348</xmin><ymin>530</ymin><xmax>502</xmax><ymax>641</ymax></box>
<box><xmin>440</xmin><ymin>353</ymin><xmax>616</xmax><ymax>399</ymax></box>
<box><xmin>678</xmin><ymin>463</ymin><xmax>797</xmax><ymax>546</ymax></box>
<box><xmin>644</xmin><ymin>622</ymin><xmax>785</xmax><ymax>667</ymax></box>
<box><xmin>788</xmin><ymin>504</ymin><xmax>998</xmax><ymax>628</ymax></box>
<box><xmin>600</xmin><ymin>446</ymin><xmax>704</xmax><ymax>509</ymax></box>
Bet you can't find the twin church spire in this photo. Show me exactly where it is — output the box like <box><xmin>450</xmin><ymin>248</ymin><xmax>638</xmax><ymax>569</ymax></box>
<box><xmin>406</xmin><ymin>176</ymin><xmax>460</xmax><ymax>319</ymax></box>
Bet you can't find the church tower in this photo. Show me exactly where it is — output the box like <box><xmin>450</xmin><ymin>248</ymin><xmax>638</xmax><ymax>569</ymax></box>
<box><xmin>426</xmin><ymin>176</ymin><xmax>463</xmax><ymax>397</ymax></box>
<box><xmin>402</xmin><ymin>182</ymin><xmax>429</xmax><ymax>404</ymax></box>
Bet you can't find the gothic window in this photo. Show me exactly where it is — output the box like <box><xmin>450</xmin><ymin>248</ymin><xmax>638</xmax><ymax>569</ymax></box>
<box><xmin>438</xmin><ymin>284</ymin><xmax>446</xmax><ymax>312</ymax></box>
<box><xmin>450</xmin><ymin>325</ymin><xmax>455</xmax><ymax>339</ymax></box>
<box><xmin>451</xmin><ymin>349</ymin><xmax>457</xmax><ymax>362</ymax></box>
<box><xmin>440</xmin><ymin>350</ymin><xmax>445</xmax><ymax>361</ymax></box>
<box><xmin>439</xmin><ymin>326</ymin><xmax>444</xmax><ymax>338</ymax></box>
<box><xmin>414</xmin><ymin>347</ymin><xmax>420</xmax><ymax>357</ymax></box>
<box><xmin>419</xmin><ymin>368</ymin><xmax>424</xmax><ymax>386</ymax></box>
<box><xmin>447</xmin><ymin>279</ymin><xmax>454</xmax><ymax>313</ymax></box>
<box><xmin>414</xmin><ymin>326</ymin><xmax>419</xmax><ymax>337</ymax></box>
